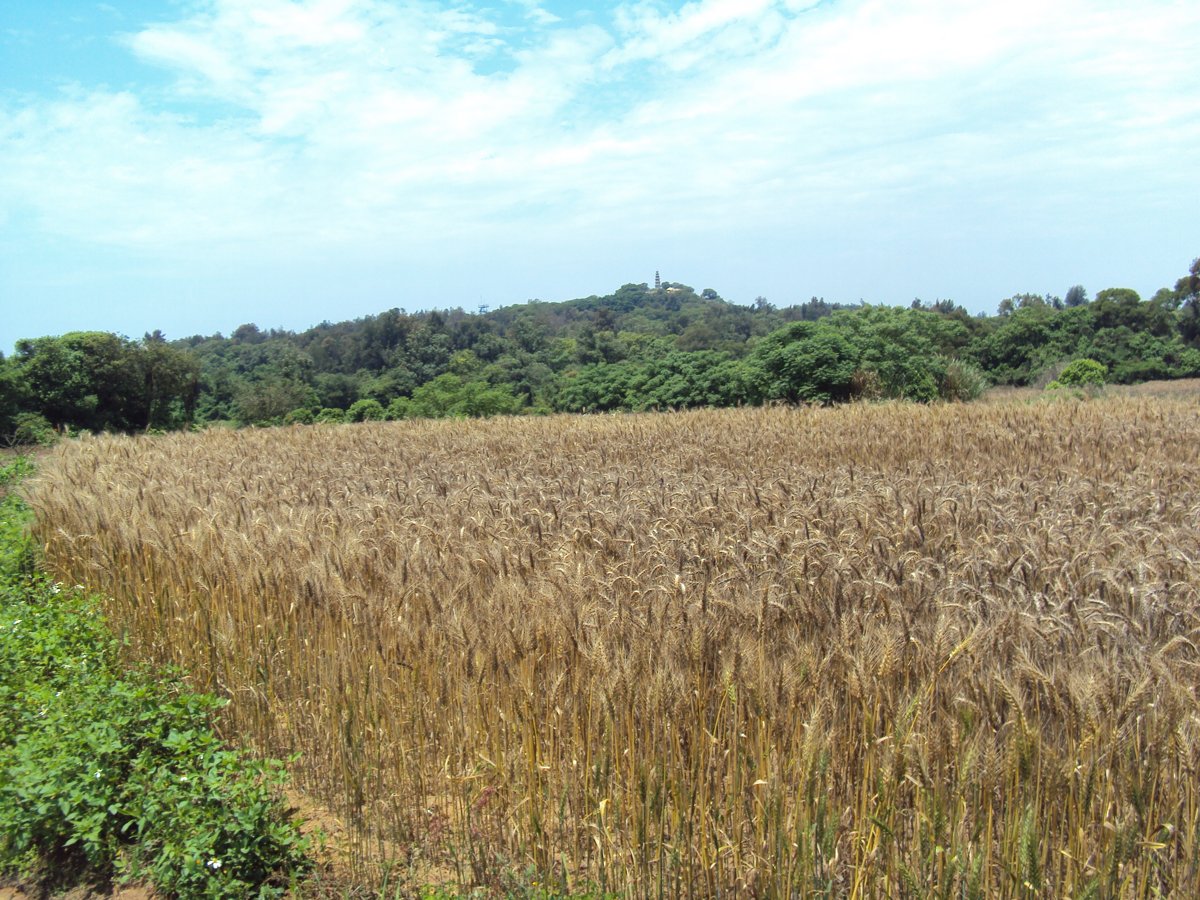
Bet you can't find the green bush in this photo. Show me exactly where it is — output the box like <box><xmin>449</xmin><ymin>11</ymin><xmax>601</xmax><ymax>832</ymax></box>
<box><xmin>11</xmin><ymin>412</ymin><xmax>56</xmax><ymax>446</ymax></box>
<box><xmin>283</xmin><ymin>408</ymin><xmax>315</xmax><ymax>425</ymax></box>
<box><xmin>750</xmin><ymin>321</ymin><xmax>858</xmax><ymax>405</ymax></box>
<box><xmin>904</xmin><ymin>368</ymin><xmax>940</xmax><ymax>403</ymax></box>
<box><xmin>386</xmin><ymin>397</ymin><xmax>412</xmax><ymax>420</ymax></box>
<box><xmin>313</xmin><ymin>407</ymin><xmax>346</xmax><ymax>424</ymax></box>
<box><xmin>1056</xmin><ymin>358</ymin><xmax>1107</xmax><ymax>387</ymax></box>
<box><xmin>0</xmin><ymin>458</ymin><xmax>33</xmax><ymax>487</ymax></box>
<box><xmin>405</xmin><ymin>375</ymin><xmax>524</xmax><ymax>418</ymax></box>
<box><xmin>346</xmin><ymin>398</ymin><xmax>386</xmax><ymax>422</ymax></box>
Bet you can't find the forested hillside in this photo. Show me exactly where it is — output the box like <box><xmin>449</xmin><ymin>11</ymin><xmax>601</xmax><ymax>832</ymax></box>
<box><xmin>3</xmin><ymin>257</ymin><xmax>1198</xmax><ymax>439</ymax></box>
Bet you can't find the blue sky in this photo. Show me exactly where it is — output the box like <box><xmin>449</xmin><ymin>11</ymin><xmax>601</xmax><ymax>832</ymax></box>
<box><xmin>2</xmin><ymin>0</ymin><xmax>1198</xmax><ymax>354</ymax></box>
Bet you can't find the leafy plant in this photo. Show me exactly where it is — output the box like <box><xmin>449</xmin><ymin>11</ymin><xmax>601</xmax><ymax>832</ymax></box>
<box><xmin>284</xmin><ymin>407</ymin><xmax>316</xmax><ymax>425</ymax></box>
<box><xmin>10</xmin><ymin>412</ymin><xmax>56</xmax><ymax>446</ymax></box>
<box><xmin>347</xmin><ymin>398</ymin><xmax>386</xmax><ymax>422</ymax></box>
<box><xmin>314</xmin><ymin>407</ymin><xmax>347</xmax><ymax>424</ymax></box>
<box><xmin>1056</xmin><ymin>358</ymin><xmax>1107</xmax><ymax>387</ymax></box>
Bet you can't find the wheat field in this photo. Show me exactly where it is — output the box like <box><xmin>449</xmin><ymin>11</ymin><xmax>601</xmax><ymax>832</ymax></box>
<box><xmin>24</xmin><ymin>396</ymin><xmax>1200</xmax><ymax>897</ymax></box>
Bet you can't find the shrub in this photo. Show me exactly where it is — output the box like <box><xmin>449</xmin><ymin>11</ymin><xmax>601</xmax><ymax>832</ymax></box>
<box><xmin>0</xmin><ymin>599</ymin><xmax>311</xmax><ymax>896</ymax></box>
<box><xmin>939</xmin><ymin>358</ymin><xmax>990</xmax><ymax>402</ymax></box>
<box><xmin>0</xmin><ymin>462</ymin><xmax>36</xmax><ymax>580</ymax></box>
<box><xmin>751</xmin><ymin>322</ymin><xmax>858</xmax><ymax>405</ymax></box>
<box><xmin>10</xmin><ymin>413</ymin><xmax>56</xmax><ymax>447</ymax></box>
<box><xmin>386</xmin><ymin>397</ymin><xmax>412</xmax><ymax>420</ymax></box>
<box><xmin>903</xmin><ymin>368</ymin><xmax>941</xmax><ymax>403</ymax></box>
<box><xmin>284</xmin><ymin>408</ymin><xmax>315</xmax><ymax>425</ymax></box>
<box><xmin>1172</xmin><ymin>347</ymin><xmax>1200</xmax><ymax>378</ymax></box>
<box><xmin>1056</xmin><ymin>358</ymin><xmax>1107</xmax><ymax>387</ymax></box>
<box><xmin>313</xmin><ymin>408</ymin><xmax>346</xmax><ymax>424</ymax></box>
<box><xmin>346</xmin><ymin>399</ymin><xmax>386</xmax><ymax>422</ymax></box>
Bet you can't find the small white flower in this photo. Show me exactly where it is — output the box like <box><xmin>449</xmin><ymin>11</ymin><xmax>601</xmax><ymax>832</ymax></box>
<box><xmin>179</xmin><ymin>775</ymin><xmax>188</xmax><ymax>782</ymax></box>
<box><xmin>207</xmin><ymin>858</ymin><xmax>222</xmax><ymax>870</ymax></box>
<box><xmin>94</xmin><ymin>771</ymin><xmax>102</xmax><ymax>779</ymax></box>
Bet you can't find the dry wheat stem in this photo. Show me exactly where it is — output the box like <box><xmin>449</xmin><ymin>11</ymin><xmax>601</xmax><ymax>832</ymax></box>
<box><xmin>24</xmin><ymin>397</ymin><xmax>1200</xmax><ymax>896</ymax></box>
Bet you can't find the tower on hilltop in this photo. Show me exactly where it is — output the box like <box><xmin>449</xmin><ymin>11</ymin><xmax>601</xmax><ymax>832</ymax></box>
<box><xmin>654</xmin><ymin>270</ymin><xmax>661</xmax><ymax>290</ymax></box>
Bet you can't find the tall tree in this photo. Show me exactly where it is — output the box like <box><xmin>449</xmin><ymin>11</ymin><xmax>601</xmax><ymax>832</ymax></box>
<box><xmin>1064</xmin><ymin>285</ymin><xmax>1089</xmax><ymax>307</ymax></box>
<box><xmin>1176</xmin><ymin>257</ymin><xmax>1200</xmax><ymax>346</ymax></box>
<box><xmin>0</xmin><ymin>355</ymin><xmax>28</xmax><ymax>439</ymax></box>
<box><xmin>139</xmin><ymin>332</ymin><xmax>201</xmax><ymax>429</ymax></box>
<box><xmin>15</xmin><ymin>333</ymin><xmax>139</xmax><ymax>431</ymax></box>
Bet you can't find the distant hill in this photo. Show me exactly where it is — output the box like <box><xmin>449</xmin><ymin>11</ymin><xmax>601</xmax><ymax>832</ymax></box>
<box><xmin>3</xmin><ymin>257</ymin><xmax>1198</xmax><ymax>437</ymax></box>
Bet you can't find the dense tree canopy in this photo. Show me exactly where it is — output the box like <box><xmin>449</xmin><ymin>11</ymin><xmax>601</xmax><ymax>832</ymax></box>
<box><xmin>3</xmin><ymin>256</ymin><xmax>1199</xmax><ymax>439</ymax></box>
<box><xmin>2</xmin><ymin>332</ymin><xmax>198</xmax><ymax>437</ymax></box>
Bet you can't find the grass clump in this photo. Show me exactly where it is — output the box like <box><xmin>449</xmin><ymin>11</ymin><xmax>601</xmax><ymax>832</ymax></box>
<box><xmin>0</xmin><ymin>457</ymin><xmax>311</xmax><ymax>897</ymax></box>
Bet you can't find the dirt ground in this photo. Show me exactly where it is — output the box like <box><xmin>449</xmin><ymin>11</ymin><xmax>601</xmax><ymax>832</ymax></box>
<box><xmin>0</xmin><ymin>887</ymin><xmax>154</xmax><ymax>900</ymax></box>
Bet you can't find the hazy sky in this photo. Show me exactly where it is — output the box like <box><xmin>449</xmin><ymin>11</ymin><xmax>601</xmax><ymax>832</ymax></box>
<box><xmin>2</xmin><ymin>0</ymin><xmax>1198</xmax><ymax>354</ymax></box>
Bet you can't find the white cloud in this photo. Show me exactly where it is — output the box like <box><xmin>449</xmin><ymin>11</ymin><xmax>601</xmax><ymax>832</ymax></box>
<box><xmin>131</xmin><ymin>25</ymin><xmax>248</xmax><ymax>89</ymax></box>
<box><xmin>1</xmin><ymin>0</ymin><xmax>1197</xmax><ymax>275</ymax></box>
<box><xmin>507</xmin><ymin>0</ymin><xmax>561</xmax><ymax>26</ymax></box>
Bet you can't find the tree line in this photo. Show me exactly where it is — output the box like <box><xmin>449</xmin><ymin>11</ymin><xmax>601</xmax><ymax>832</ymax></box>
<box><xmin>3</xmin><ymin>257</ymin><xmax>1198</xmax><ymax>441</ymax></box>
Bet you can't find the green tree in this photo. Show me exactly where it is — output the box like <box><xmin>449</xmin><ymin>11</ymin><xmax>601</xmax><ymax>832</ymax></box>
<box><xmin>621</xmin><ymin>351</ymin><xmax>757</xmax><ymax>410</ymax></box>
<box><xmin>137</xmin><ymin>332</ymin><xmax>200</xmax><ymax>429</ymax></box>
<box><xmin>750</xmin><ymin>321</ymin><xmax>858</xmax><ymax>405</ymax></box>
<box><xmin>484</xmin><ymin>353</ymin><xmax>557</xmax><ymax>409</ymax></box>
<box><xmin>824</xmin><ymin>306</ymin><xmax>965</xmax><ymax>400</ymax></box>
<box><xmin>14</xmin><ymin>333</ymin><xmax>143</xmax><ymax>431</ymax></box>
<box><xmin>1175</xmin><ymin>257</ymin><xmax>1200</xmax><ymax>346</ymax></box>
<box><xmin>968</xmin><ymin>306</ymin><xmax>1078</xmax><ymax>385</ymax></box>
<box><xmin>314</xmin><ymin>372</ymin><xmax>362</xmax><ymax>410</ymax></box>
<box><xmin>406</xmin><ymin>374</ymin><xmax>523</xmax><ymax>418</ymax></box>
<box><xmin>358</xmin><ymin>365</ymin><xmax>418</xmax><ymax>405</ymax></box>
<box><xmin>0</xmin><ymin>356</ymin><xmax>28</xmax><ymax>440</ymax></box>
<box><xmin>675</xmin><ymin>322</ymin><xmax>720</xmax><ymax>351</ymax></box>
<box><xmin>233</xmin><ymin>377</ymin><xmax>316</xmax><ymax>425</ymax></box>
<box><xmin>447</xmin><ymin>350</ymin><xmax>483</xmax><ymax>377</ymax></box>
<box><xmin>556</xmin><ymin>363</ymin><xmax>639</xmax><ymax>412</ymax></box>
